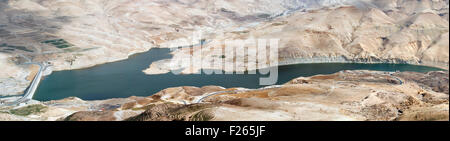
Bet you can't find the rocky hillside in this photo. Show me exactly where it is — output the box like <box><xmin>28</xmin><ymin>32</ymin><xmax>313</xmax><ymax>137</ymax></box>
<box><xmin>1</xmin><ymin>0</ymin><xmax>449</xmax><ymax>95</ymax></box>
<box><xmin>145</xmin><ymin>0</ymin><xmax>449</xmax><ymax>74</ymax></box>
<box><xmin>1</xmin><ymin>0</ymin><xmax>335</xmax><ymax>72</ymax></box>
<box><xmin>0</xmin><ymin>0</ymin><xmax>318</xmax><ymax>95</ymax></box>
<box><xmin>1</xmin><ymin>70</ymin><xmax>447</xmax><ymax>121</ymax></box>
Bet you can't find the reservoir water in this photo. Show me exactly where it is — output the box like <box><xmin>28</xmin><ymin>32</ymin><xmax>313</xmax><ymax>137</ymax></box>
<box><xmin>34</xmin><ymin>48</ymin><xmax>444</xmax><ymax>101</ymax></box>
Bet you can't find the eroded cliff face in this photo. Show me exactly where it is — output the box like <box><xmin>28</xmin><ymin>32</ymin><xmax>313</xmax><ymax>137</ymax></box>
<box><xmin>1</xmin><ymin>70</ymin><xmax>447</xmax><ymax>121</ymax></box>
<box><xmin>1</xmin><ymin>0</ymin><xmax>449</xmax><ymax>120</ymax></box>
<box><xmin>1</xmin><ymin>0</ymin><xmax>342</xmax><ymax>71</ymax></box>
<box><xmin>145</xmin><ymin>0</ymin><xmax>449</xmax><ymax>74</ymax></box>
<box><xmin>1</xmin><ymin>0</ymin><xmax>449</xmax><ymax>96</ymax></box>
<box><xmin>1</xmin><ymin>0</ymin><xmax>347</xmax><ymax>96</ymax></box>
<box><xmin>0</xmin><ymin>0</ymin><xmax>313</xmax><ymax>95</ymax></box>
<box><xmin>0</xmin><ymin>0</ymin><xmax>449</xmax><ymax>96</ymax></box>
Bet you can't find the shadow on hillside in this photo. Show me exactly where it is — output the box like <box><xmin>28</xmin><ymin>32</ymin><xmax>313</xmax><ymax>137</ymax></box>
<box><xmin>0</xmin><ymin>0</ymin><xmax>72</xmax><ymax>54</ymax></box>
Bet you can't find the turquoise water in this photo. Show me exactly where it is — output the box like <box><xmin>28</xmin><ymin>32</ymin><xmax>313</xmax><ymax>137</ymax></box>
<box><xmin>33</xmin><ymin>48</ymin><xmax>444</xmax><ymax>101</ymax></box>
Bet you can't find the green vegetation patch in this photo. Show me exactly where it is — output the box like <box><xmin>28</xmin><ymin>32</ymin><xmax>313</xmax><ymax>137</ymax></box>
<box><xmin>257</xmin><ymin>13</ymin><xmax>271</xmax><ymax>19</ymax></box>
<box><xmin>41</xmin><ymin>39</ymin><xmax>74</xmax><ymax>49</ymax></box>
<box><xmin>79</xmin><ymin>47</ymin><xmax>100</xmax><ymax>52</ymax></box>
<box><xmin>10</xmin><ymin>104</ymin><xmax>48</xmax><ymax>116</ymax></box>
<box><xmin>0</xmin><ymin>43</ymin><xmax>34</xmax><ymax>52</ymax></box>
<box><xmin>271</xmin><ymin>21</ymin><xmax>288</xmax><ymax>26</ymax></box>
<box><xmin>0</xmin><ymin>111</ymin><xmax>10</xmax><ymax>114</ymax></box>
<box><xmin>63</xmin><ymin>47</ymin><xmax>81</xmax><ymax>52</ymax></box>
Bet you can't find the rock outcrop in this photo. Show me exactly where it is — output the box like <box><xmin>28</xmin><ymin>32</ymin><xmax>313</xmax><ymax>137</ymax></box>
<box><xmin>1</xmin><ymin>70</ymin><xmax>447</xmax><ymax>121</ymax></box>
<box><xmin>0</xmin><ymin>53</ymin><xmax>31</xmax><ymax>95</ymax></box>
<box><xmin>145</xmin><ymin>0</ymin><xmax>449</xmax><ymax>74</ymax></box>
<box><xmin>0</xmin><ymin>0</ymin><xmax>448</xmax><ymax>120</ymax></box>
<box><xmin>0</xmin><ymin>0</ymin><xmax>341</xmax><ymax>96</ymax></box>
<box><xmin>1</xmin><ymin>0</ymin><xmax>448</xmax><ymax>96</ymax></box>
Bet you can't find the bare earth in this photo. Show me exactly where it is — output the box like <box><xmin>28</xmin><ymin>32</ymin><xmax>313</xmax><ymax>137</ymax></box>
<box><xmin>0</xmin><ymin>70</ymin><xmax>447</xmax><ymax>121</ymax></box>
<box><xmin>145</xmin><ymin>0</ymin><xmax>449</xmax><ymax>74</ymax></box>
<box><xmin>0</xmin><ymin>0</ymin><xmax>448</xmax><ymax>121</ymax></box>
<box><xmin>1</xmin><ymin>0</ymin><xmax>449</xmax><ymax>96</ymax></box>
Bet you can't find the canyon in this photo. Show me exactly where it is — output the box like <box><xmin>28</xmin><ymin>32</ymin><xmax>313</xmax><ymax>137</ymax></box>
<box><xmin>1</xmin><ymin>0</ymin><xmax>448</xmax><ymax>96</ymax></box>
<box><xmin>145</xmin><ymin>0</ymin><xmax>450</xmax><ymax>74</ymax></box>
<box><xmin>0</xmin><ymin>70</ymin><xmax>448</xmax><ymax>121</ymax></box>
<box><xmin>0</xmin><ymin>0</ymin><xmax>448</xmax><ymax>121</ymax></box>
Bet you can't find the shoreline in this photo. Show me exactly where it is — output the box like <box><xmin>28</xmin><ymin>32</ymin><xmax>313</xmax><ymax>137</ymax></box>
<box><xmin>53</xmin><ymin>53</ymin><xmax>450</xmax><ymax>75</ymax></box>
<box><xmin>1</xmin><ymin>70</ymin><xmax>448</xmax><ymax>121</ymax></box>
<box><xmin>2</xmin><ymin>48</ymin><xmax>448</xmax><ymax>99</ymax></box>
<box><xmin>277</xmin><ymin>57</ymin><xmax>449</xmax><ymax>71</ymax></box>
<box><xmin>2</xmin><ymin>69</ymin><xmax>448</xmax><ymax>103</ymax></box>
<box><xmin>50</xmin><ymin>47</ymin><xmax>156</xmax><ymax>72</ymax></box>
<box><xmin>144</xmin><ymin>54</ymin><xmax>449</xmax><ymax>75</ymax></box>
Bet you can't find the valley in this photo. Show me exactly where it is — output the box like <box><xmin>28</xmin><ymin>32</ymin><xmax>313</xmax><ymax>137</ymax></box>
<box><xmin>0</xmin><ymin>0</ymin><xmax>448</xmax><ymax>121</ymax></box>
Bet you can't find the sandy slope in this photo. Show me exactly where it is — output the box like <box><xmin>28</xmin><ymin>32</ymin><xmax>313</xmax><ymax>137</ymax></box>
<box><xmin>0</xmin><ymin>0</ymin><xmax>448</xmax><ymax>97</ymax></box>
<box><xmin>1</xmin><ymin>70</ymin><xmax>447</xmax><ymax>121</ymax></box>
<box><xmin>0</xmin><ymin>0</ymin><xmax>314</xmax><ymax>96</ymax></box>
<box><xmin>145</xmin><ymin>0</ymin><xmax>449</xmax><ymax>74</ymax></box>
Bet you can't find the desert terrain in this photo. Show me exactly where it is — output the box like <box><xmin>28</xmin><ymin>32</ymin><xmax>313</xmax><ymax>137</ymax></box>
<box><xmin>145</xmin><ymin>0</ymin><xmax>449</xmax><ymax>74</ymax></box>
<box><xmin>1</xmin><ymin>0</ymin><xmax>316</xmax><ymax>95</ymax></box>
<box><xmin>1</xmin><ymin>0</ymin><xmax>448</xmax><ymax>96</ymax></box>
<box><xmin>0</xmin><ymin>0</ymin><xmax>448</xmax><ymax>121</ymax></box>
<box><xmin>0</xmin><ymin>70</ymin><xmax>447</xmax><ymax>121</ymax></box>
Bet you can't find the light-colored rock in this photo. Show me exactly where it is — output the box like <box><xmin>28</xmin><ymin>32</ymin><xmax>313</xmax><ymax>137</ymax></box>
<box><xmin>2</xmin><ymin>70</ymin><xmax>446</xmax><ymax>121</ymax></box>
<box><xmin>0</xmin><ymin>0</ymin><xmax>333</xmax><ymax>95</ymax></box>
<box><xmin>0</xmin><ymin>53</ymin><xmax>31</xmax><ymax>96</ymax></box>
<box><xmin>145</xmin><ymin>0</ymin><xmax>449</xmax><ymax>74</ymax></box>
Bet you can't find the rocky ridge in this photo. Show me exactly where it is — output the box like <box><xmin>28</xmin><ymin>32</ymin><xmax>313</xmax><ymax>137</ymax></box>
<box><xmin>1</xmin><ymin>70</ymin><xmax>447</xmax><ymax>121</ymax></box>
<box><xmin>1</xmin><ymin>0</ymin><xmax>449</xmax><ymax>96</ymax></box>
<box><xmin>0</xmin><ymin>0</ymin><xmax>322</xmax><ymax>95</ymax></box>
<box><xmin>145</xmin><ymin>0</ymin><xmax>449</xmax><ymax>74</ymax></box>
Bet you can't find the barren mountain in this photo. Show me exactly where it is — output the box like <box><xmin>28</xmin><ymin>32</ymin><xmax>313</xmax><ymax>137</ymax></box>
<box><xmin>145</xmin><ymin>0</ymin><xmax>449</xmax><ymax>74</ymax></box>
<box><xmin>0</xmin><ymin>0</ymin><xmax>322</xmax><ymax>95</ymax></box>
<box><xmin>1</xmin><ymin>70</ymin><xmax>447</xmax><ymax>121</ymax></box>
<box><xmin>0</xmin><ymin>0</ymin><xmax>448</xmax><ymax>97</ymax></box>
